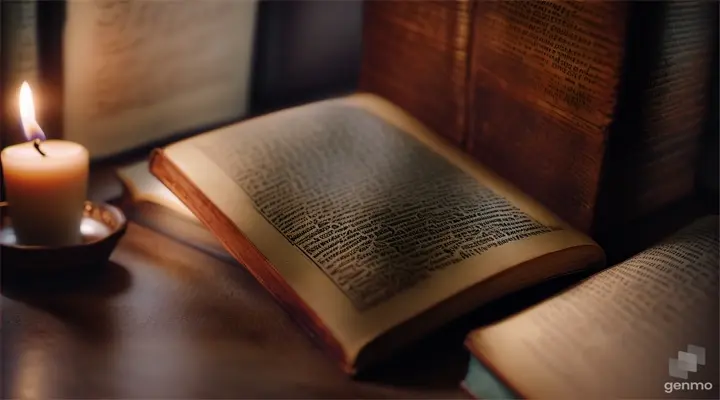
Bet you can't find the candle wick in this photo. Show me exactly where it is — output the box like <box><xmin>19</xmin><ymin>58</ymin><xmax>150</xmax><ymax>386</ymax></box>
<box><xmin>33</xmin><ymin>139</ymin><xmax>46</xmax><ymax>157</ymax></box>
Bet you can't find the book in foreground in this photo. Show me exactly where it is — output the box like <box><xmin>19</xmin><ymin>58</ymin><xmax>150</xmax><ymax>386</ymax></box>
<box><xmin>464</xmin><ymin>216</ymin><xmax>719</xmax><ymax>399</ymax></box>
<box><xmin>149</xmin><ymin>94</ymin><xmax>604</xmax><ymax>373</ymax></box>
<box><xmin>115</xmin><ymin>161</ymin><xmax>233</xmax><ymax>263</ymax></box>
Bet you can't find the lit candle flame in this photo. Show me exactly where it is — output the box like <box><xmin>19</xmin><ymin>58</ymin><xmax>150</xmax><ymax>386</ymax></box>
<box><xmin>19</xmin><ymin>81</ymin><xmax>46</xmax><ymax>141</ymax></box>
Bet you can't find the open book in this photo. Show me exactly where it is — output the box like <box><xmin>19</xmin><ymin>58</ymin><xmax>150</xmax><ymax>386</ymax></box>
<box><xmin>464</xmin><ymin>216</ymin><xmax>719</xmax><ymax>399</ymax></box>
<box><xmin>149</xmin><ymin>94</ymin><xmax>604</xmax><ymax>373</ymax></box>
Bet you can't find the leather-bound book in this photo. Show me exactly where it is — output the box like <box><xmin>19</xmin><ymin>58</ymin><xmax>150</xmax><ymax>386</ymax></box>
<box><xmin>361</xmin><ymin>1</ymin><xmax>717</xmax><ymax>235</ymax></box>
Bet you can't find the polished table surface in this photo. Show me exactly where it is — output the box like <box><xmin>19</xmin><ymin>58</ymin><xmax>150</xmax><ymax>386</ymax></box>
<box><xmin>1</xmin><ymin>159</ymin><xmax>711</xmax><ymax>398</ymax></box>
<box><xmin>1</xmin><ymin>163</ymin><xmax>474</xmax><ymax>398</ymax></box>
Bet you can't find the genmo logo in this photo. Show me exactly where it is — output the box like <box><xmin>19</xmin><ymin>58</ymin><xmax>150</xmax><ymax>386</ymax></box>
<box><xmin>665</xmin><ymin>344</ymin><xmax>714</xmax><ymax>394</ymax></box>
<box><xmin>664</xmin><ymin>381</ymin><xmax>713</xmax><ymax>394</ymax></box>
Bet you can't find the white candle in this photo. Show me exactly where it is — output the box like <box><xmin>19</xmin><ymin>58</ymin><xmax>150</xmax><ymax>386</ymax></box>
<box><xmin>1</xmin><ymin>82</ymin><xmax>89</xmax><ymax>246</ymax></box>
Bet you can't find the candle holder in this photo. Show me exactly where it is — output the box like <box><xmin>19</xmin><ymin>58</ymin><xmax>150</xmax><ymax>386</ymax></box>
<box><xmin>0</xmin><ymin>201</ymin><xmax>127</xmax><ymax>282</ymax></box>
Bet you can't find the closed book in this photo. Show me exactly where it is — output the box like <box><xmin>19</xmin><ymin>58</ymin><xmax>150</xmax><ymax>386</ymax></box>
<box><xmin>0</xmin><ymin>0</ymin><xmax>256</xmax><ymax>158</ymax></box>
<box><xmin>360</xmin><ymin>1</ymin><xmax>717</xmax><ymax>236</ymax></box>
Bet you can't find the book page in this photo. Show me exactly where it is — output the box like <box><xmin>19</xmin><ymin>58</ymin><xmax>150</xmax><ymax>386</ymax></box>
<box><xmin>470</xmin><ymin>216</ymin><xmax>719</xmax><ymax>399</ymax></box>
<box><xmin>63</xmin><ymin>0</ymin><xmax>256</xmax><ymax>158</ymax></box>
<box><xmin>164</xmin><ymin>94</ymin><xmax>600</xmax><ymax>361</ymax></box>
<box><xmin>116</xmin><ymin>160</ymin><xmax>195</xmax><ymax>220</ymax></box>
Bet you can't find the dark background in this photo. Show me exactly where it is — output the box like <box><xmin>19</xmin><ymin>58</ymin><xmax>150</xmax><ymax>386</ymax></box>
<box><xmin>250</xmin><ymin>0</ymin><xmax>363</xmax><ymax>115</ymax></box>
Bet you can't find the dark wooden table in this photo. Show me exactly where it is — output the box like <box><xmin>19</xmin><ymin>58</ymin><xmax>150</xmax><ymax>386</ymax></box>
<box><xmin>1</xmin><ymin>159</ymin><xmax>472</xmax><ymax>398</ymax></box>
<box><xmin>1</xmin><ymin>156</ymin><xmax>712</xmax><ymax>398</ymax></box>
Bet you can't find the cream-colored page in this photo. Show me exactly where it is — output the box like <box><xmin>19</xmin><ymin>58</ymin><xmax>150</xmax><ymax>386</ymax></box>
<box><xmin>63</xmin><ymin>0</ymin><xmax>256</xmax><ymax>158</ymax></box>
<box><xmin>117</xmin><ymin>160</ymin><xmax>195</xmax><ymax>220</ymax></box>
<box><xmin>165</xmin><ymin>94</ymin><xmax>600</xmax><ymax>362</ymax></box>
<box><xmin>470</xmin><ymin>216</ymin><xmax>719</xmax><ymax>399</ymax></box>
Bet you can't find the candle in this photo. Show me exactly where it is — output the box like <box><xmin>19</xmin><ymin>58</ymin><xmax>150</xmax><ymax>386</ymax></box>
<box><xmin>1</xmin><ymin>82</ymin><xmax>89</xmax><ymax>246</ymax></box>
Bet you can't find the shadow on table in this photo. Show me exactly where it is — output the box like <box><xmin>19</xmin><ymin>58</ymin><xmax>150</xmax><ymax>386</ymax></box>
<box><xmin>357</xmin><ymin>270</ymin><xmax>592</xmax><ymax>389</ymax></box>
<box><xmin>1</xmin><ymin>260</ymin><xmax>132</xmax><ymax>298</ymax></box>
<box><xmin>1</xmin><ymin>261</ymin><xmax>131</xmax><ymax>399</ymax></box>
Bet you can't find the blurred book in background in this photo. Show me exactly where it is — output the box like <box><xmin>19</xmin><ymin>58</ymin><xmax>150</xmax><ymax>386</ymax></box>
<box><xmin>361</xmin><ymin>1</ymin><xmax>717</xmax><ymax>237</ymax></box>
<box><xmin>1</xmin><ymin>0</ymin><xmax>257</xmax><ymax>159</ymax></box>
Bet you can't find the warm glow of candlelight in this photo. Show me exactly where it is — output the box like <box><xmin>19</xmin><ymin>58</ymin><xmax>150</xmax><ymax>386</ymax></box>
<box><xmin>18</xmin><ymin>81</ymin><xmax>46</xmax><ymax>141</ymax></box>
<box><xmin>19</xmin><ymin>82</ymin><xmax>37</xmax><ymax>125</ymax></box>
